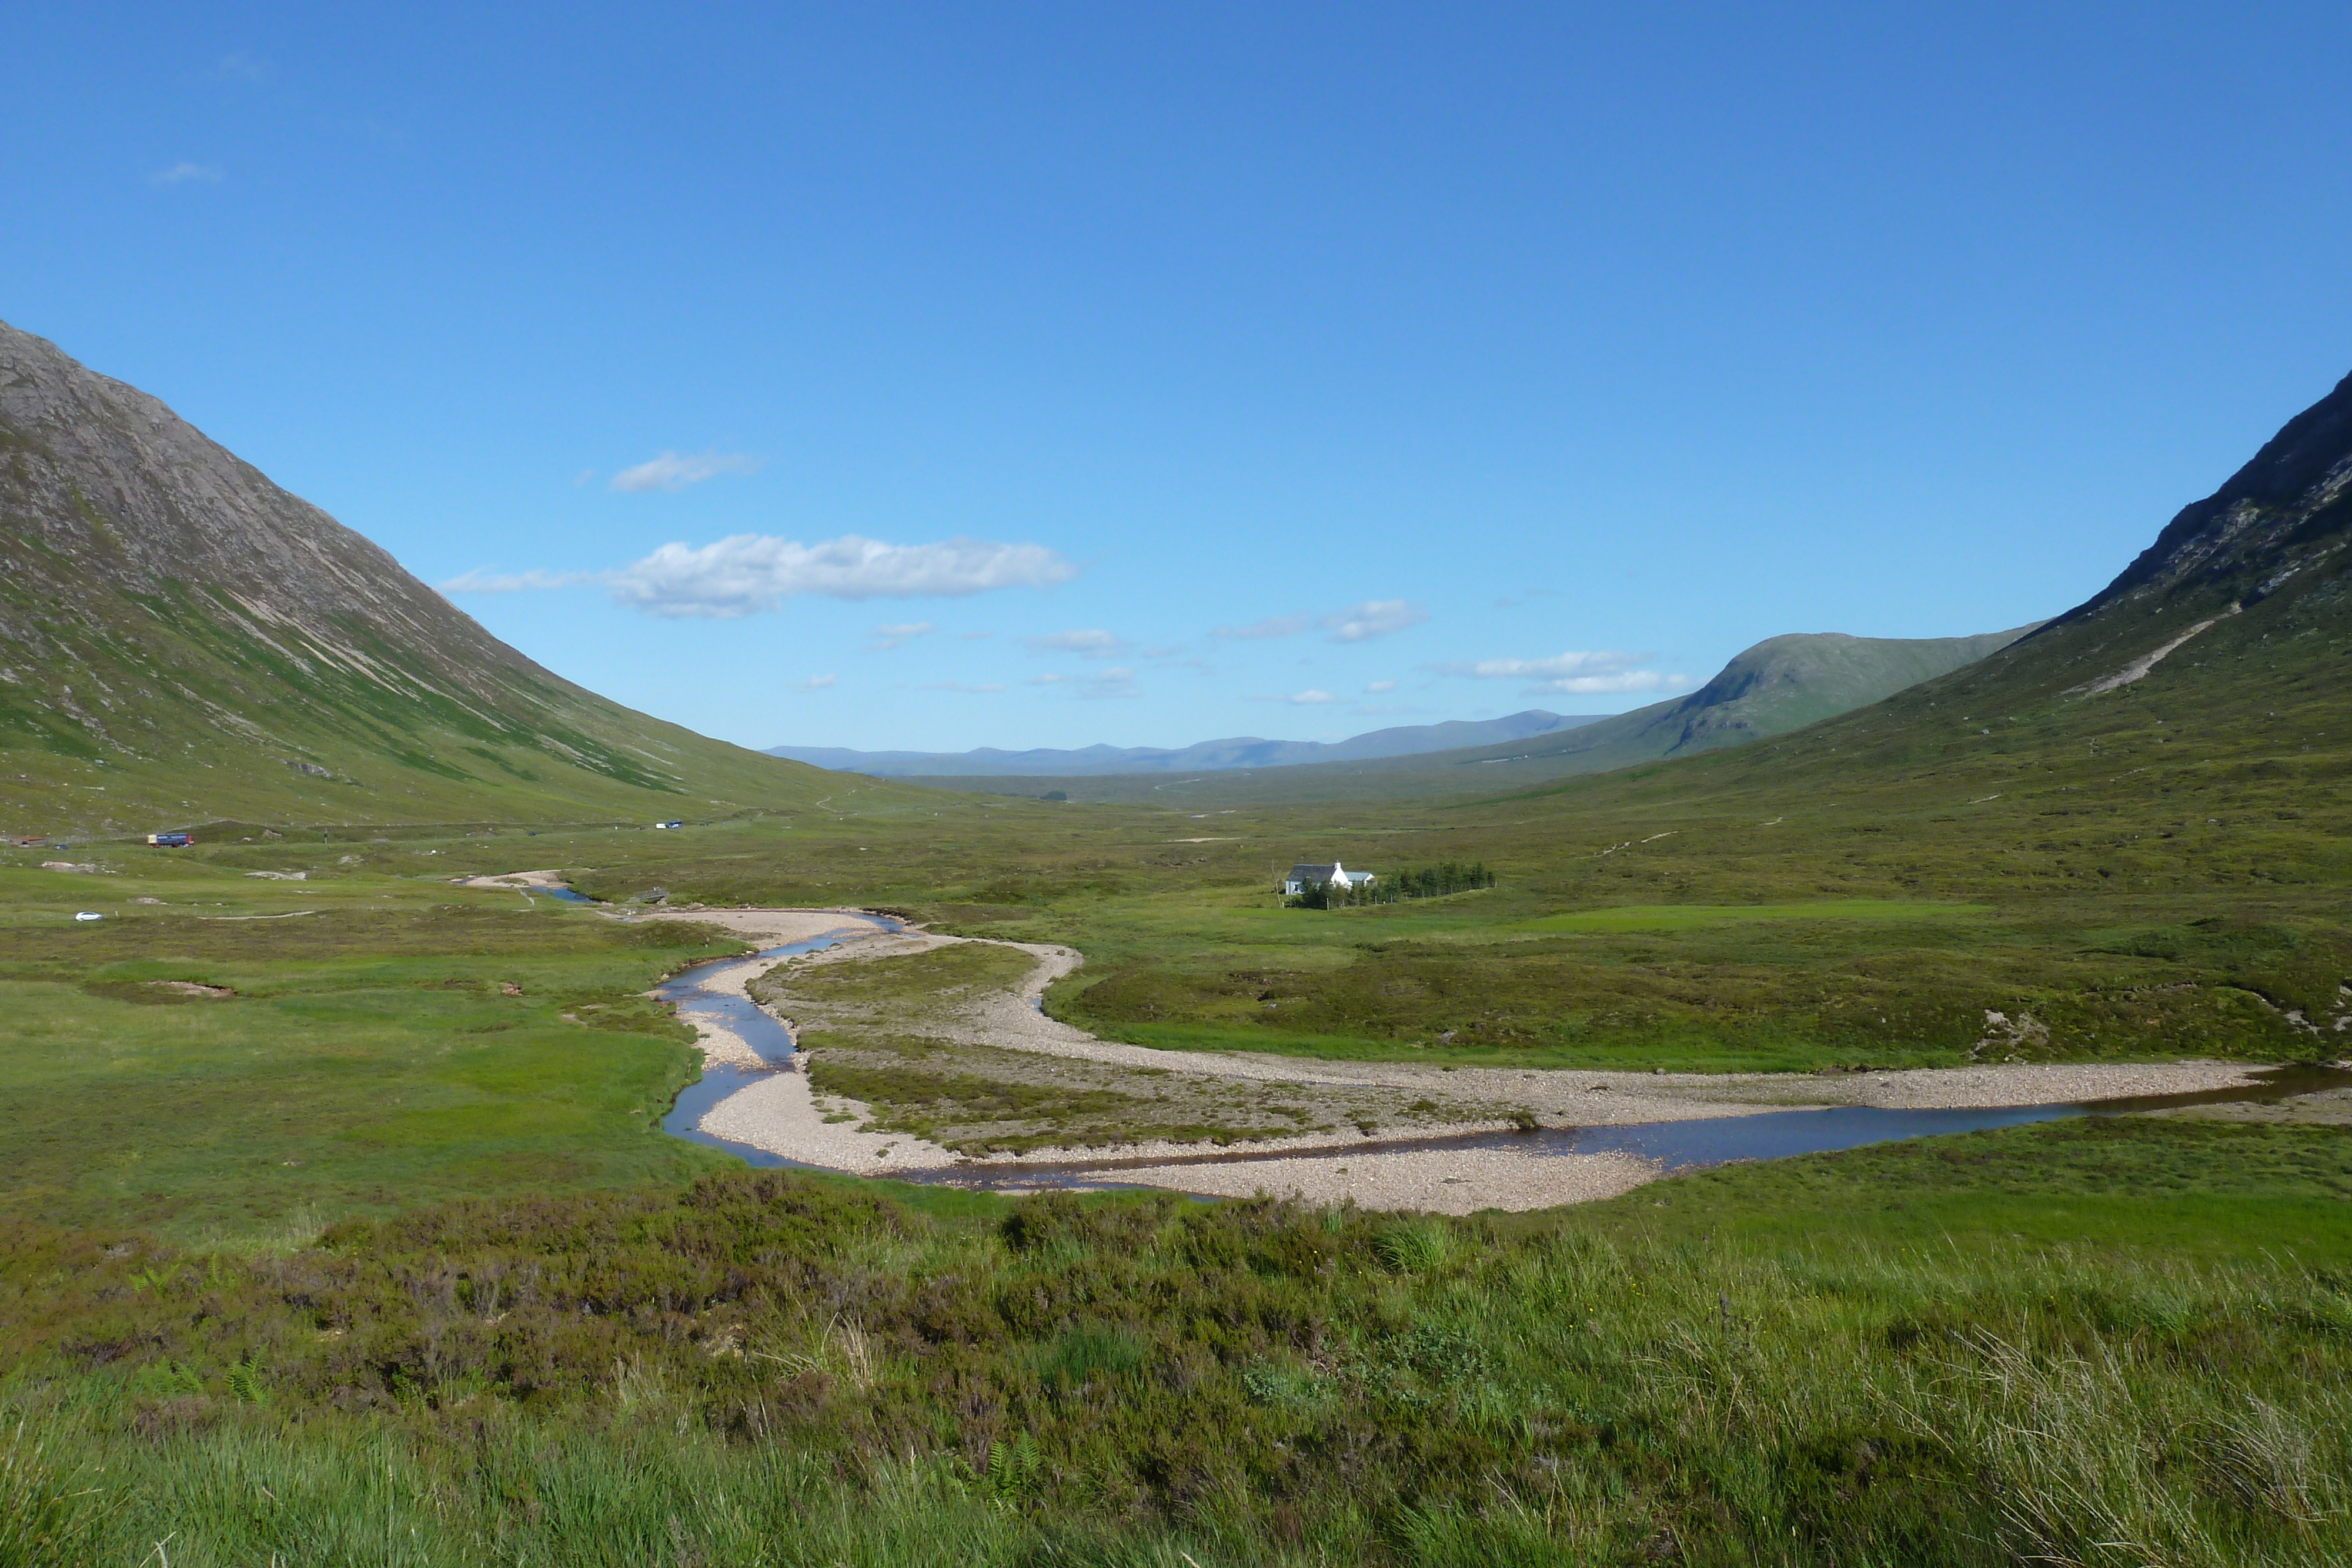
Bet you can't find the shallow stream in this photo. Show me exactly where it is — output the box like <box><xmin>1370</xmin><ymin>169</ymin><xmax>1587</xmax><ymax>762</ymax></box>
<box><xmin>647</xmin><ymin>930</ymin><xmax>2352</xmax><ymax>1198</ymax></box>
<box><xmin>655</xmin><ymin>918</ymin><xmax>901</xmax><ymax>1161</ymax></box>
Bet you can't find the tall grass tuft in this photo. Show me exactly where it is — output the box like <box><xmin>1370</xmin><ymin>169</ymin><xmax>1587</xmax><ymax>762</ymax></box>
<box><xmin>0</xmin><ymin>1412</ymin><xmax>119</xmax><ymax>1568</ymax></box>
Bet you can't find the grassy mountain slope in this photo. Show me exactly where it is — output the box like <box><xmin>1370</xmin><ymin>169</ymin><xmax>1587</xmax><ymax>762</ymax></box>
<box><xmin>0</xmin><ymin>322</ymin><xmax>853</xmax><ymax>833</ymax></box>
<box><xmin>934</xmin><ymin>625</ymin><xmax>2037</xmax><ymax>803</ymax></box>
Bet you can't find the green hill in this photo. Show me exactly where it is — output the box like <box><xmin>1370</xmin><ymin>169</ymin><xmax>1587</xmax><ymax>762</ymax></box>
<box><xmin>935</xmin><ymin>624</ymin><xmax>2037</xmax><ymax>804</ymax></box>
<box><xmin>0</xmin><ymin>322</ymin><xmax>850</xmax><ymax>834</ymax></box>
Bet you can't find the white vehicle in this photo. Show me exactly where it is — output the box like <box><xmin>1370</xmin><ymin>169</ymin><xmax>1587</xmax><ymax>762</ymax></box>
<box><xmin>74</xmin><ymin>912</ymin><xmax>103</xmax><ymax>922</ymax></box>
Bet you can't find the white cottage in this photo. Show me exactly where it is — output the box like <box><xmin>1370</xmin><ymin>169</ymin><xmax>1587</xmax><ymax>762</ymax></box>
<box><xmin>1281</xmin><ymin>860</ymin><xmax>1376</xmax><ymax>896</ymax></box>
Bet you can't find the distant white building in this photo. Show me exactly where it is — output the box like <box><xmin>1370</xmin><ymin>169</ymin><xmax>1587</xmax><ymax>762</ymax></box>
<box><xmin>1282</xmin><ymin>860</ymin><xmax>1376</xmax><ymax>896</ymax></box>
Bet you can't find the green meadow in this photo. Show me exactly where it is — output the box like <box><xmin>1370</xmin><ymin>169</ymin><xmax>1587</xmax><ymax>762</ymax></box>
<box><xmin>0</xmin><ymin>860</ymin><xmax>741</xmax><ymax>1242</ymax></box>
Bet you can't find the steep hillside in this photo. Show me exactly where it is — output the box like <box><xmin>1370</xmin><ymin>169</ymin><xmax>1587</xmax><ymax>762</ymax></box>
<box><xmin>938</xmin><ymin>626</ymin><xmax>2035</xmax><ymax>803</ymax></box>
<box><xmin>770</xmin><ymin>708</ymin><xmax>1601</xmax><ymax>777</ymax></box>
<box><xmin>0</xmin><ymin>322</ymin><xmax>845</xmax><ymax>833</ymax></box>
<box><xmin>1660</xmin><ymin>368</ymin><xmax>2352</xmax><ymax>801</ymax></box>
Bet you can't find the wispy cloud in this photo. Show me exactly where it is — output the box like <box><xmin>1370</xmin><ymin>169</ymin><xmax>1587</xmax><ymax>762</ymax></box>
<box><xmin>215</xmin><ymin>51</ymin><xmax>268</xmax><ymax>81</ymax></box>
<box><xmin>1020</xmin><ymin>628</ymin><xmax>1130</xmax><ymax>658</ymax></box>
<box><xmin>868</xmin><ymin>621</ymin><xmax>933</xmax><ymax>650</ymax></box>
<box><xmin>1026</xmin><ymin>673</ymin><xmax>1068</xmax><ymax>686</ymax></box>
<box><xmin>610</xmin><ymin>534</ymin><xmax>1075</xmax><ymax>618</ymax></box>
<box><xmin>1214</xmin><ymin>611</ymin><xmax>1318</xmax><ymax>640</ymax></box>
<box><xmin>921</xmin><ymin>680</ymin><xmax>1005</xmax><ymax>694</ymax></box>
<box><xmin>791</xmin><ymin>673</ymin><xmax>838</xmax><ymax>691</ymax></box>
<box><xmin>961</xmin><ymin>630</ymin><xmax>995</xmax><ymax>640</ymax></box>
<box><xmin>1252</xmin><ymin>688</ymin><xmax>1337</xmax><ymax>705</ymax></box>
<box><xmin>609</xmin><ymin>449</ymin><xmax>764</xmax><ymax>493</ymax></box>
<box><xmin>150</xmin><ymin>162</ymin><xmax>223</xmax><ymax>185</ymax></box>
<box><xmin>1434</xmin><ymin>650</ymin><xmax>1690</xmax><ymax>696</ymax></box>
<box><xmin>439</xmin><ymin>567</ymin><xmax>598</xmax><ymax>593</ymax></box>
<box><xmin>1077</xmin><ymin>667</ymin><xmax>1138</xmax><ymax>700</ymax></box>
<box><xmin>1365</xmin><ymin>680</ymin><xmax>1399</xmax><ymax>694</ymax></box>
<box><xmin>1327</xmin><ymin>600</ymin><xmax>1429</xmax><ymax>643</ymax></box>
<box><xmin>1214</xmin><ymin>599</ymin><xmax>1429</xmax><ymax>644</ymax></box>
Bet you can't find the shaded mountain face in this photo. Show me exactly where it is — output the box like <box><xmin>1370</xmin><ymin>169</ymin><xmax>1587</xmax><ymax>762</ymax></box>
<box><xmin>2076</xmin><ymin>370</ymin><xmax>2352</xmax><ymax>621</ymax></box>
<box><xmin>1535</xmin><ymin>366</ymin><xmax>2352</xmax><ymax>825</ymax></box>
<box><xmin>0</xmin><ymin>322</ymin><xmax>830</xmax><ymax>831</ymax></box>
<box><xmin>769</xmin><ymin>710</ymin><xmax>1603</xmax><ymax>777</ymax></box>
<box><xmin>1828</xmin><ymin>369</ymin><xmax>2352</xmax><ymax>733</ymax></box>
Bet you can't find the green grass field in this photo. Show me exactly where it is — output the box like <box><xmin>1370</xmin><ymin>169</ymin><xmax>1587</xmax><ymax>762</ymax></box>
<box><xmin>0</xmin><ymin>858</ymin><xmax>746</xmax><ymax>1242</ymax></box>
<box><xmin>5</xmin><ymin>1118</ymin><xmax>2350</xmax><ymax>1566</ymax></box>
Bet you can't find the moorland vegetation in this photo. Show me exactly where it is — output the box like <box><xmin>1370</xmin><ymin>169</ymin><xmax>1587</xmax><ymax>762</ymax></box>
<box><xmin>0</xmin><ymin>332</ymin><xmax>2348</xmax><ymax>1560</ymax></box>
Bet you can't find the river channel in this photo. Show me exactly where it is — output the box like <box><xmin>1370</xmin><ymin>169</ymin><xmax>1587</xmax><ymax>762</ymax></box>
<box><xmin>646</xmin><ymin>931</ymin><xmax>2351</xmax><ymax>1198</ymax></box>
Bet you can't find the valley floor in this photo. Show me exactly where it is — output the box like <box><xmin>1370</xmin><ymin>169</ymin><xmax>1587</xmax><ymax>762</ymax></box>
<box><xmin>643</xmin><ymin>902</ymin><xmax>2300</xmax><ymax>1213</ymax></box>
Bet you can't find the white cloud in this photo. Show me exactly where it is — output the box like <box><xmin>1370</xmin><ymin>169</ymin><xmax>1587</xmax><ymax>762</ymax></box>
<box><xmin>1327</xmin><ymin>600</ymin><xmax>1429</xmax><ymax>643</ymax></box>
<box><xmin>1525</xmin><ymin>671</ymin><xmax>1690</xmax><ymax>695</ymax></box>
<box><xmin>868</xmin><ymin>621</ymin><xmax>933</xmax><ymax>650</ymax></box>
<box><xmin>1365</xmin><ymin>680</ymin><xmax>1399</xmax><ymax>694</ymax></box>
<box><xmin>921</xmin><ymin>681</ymin><xmax>1005</xmax><ymax>694</ymax></box>
<box><xmin>1214</xmin><ymin>599</ymin><xmax>1429</xmax><ymax>644</ymax></box>
<box><xmin>1434</xmin><ymin>649</ymin><xmax>1690</xmax><ymax>696</ymax></box>
<box><xmin>439</xmin><ymin>567</ymin><xmax>599</xmax><ymax>594</ymax></box>
<box><xmin>791</xmin><ymin>674</ymin><xmax>838</xmax><ymax>691</ymax></box>
<box><xmin>1436</xmin><ymin>650</ymin><xmax>1646</xmax><ymax>681</ymax></box>
<box><xmin>1252</xmin><ymin>688</ymin><xmax>1337</xmax><ymax>705</ymax></box>
<box><xmin>1020</xmin><ymin>628</ymin><xmax>1130</xmax><ymax>658</ymax></box>
<box><xmin>609</xmin><ymin>534</ymin><xmax>1077</xmax><ymax>618</ymax></box>
<box><xmin>609</xmin><ymin>450</ymin><xmax>764</xmax><ymax>493</ymax></box>
<box><xmin>1027</xmin><ymin>673</ymin><xmax>1068</xmax><ymax>686</ymax></box>
<box><xmin>961</xmin><ymin>630</ymin><xmax>995</xmax><ymax>640</ymax></box>
<box><xmin>151</xmin><ymin>162</ymin><xmax>223</xmax><ymax>185</ymax></box>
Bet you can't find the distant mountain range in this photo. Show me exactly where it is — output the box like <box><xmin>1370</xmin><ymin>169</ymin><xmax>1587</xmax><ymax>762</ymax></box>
<box><xmin>767</xmin><ymin>710</ymin><xmax>1605</xmax><ymax>777</ymax></box>
<box><xmin>802</xmin><ymin>626</ymin><xmax>2038</xmax><ymax>797</ymax></box>
<box><xmin>0</xmin><ymin>320</ymin><xmax>838</xmax><ymax>830</ymax></box>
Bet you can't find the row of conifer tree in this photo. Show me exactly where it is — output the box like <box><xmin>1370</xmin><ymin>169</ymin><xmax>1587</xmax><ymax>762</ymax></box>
<box><xmin>1285</xmin><ymin>860</ymin><xmax>1495</xmax><ymax>908</ymax></box>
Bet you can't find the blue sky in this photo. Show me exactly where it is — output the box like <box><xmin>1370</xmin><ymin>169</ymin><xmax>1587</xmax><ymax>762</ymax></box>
<box><xmin>7</xmin><ymin>4</ymin><xmax>2351</xmax><ymax>753</ymax></box>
